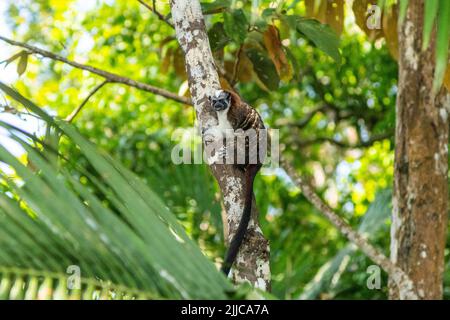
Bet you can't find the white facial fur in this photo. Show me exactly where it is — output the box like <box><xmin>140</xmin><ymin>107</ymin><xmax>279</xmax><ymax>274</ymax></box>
<box><xmin>203</xmin><ymin>89</ymin><xmax>233</xmax><ymax>146</ymax></box>
<box><xmin>211</xmin><ymin>89</ymin><xmax>233</xmax><ymax>133</ymax></box>
<box><xmin>214</xmin><ymin>89</ymin><xmax>225</xmax><ymax>98</ymax></box>
<box><xmin>216</xmin><ymin>108</ymin><xmax>233</xmax><ymax>131</ymax></box>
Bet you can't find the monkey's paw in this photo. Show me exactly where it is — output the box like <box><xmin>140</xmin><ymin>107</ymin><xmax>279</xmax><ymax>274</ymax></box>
<box><xmin>202</xmin><ymin>127</ymin><xmax>222</xmax><ymax>144</ymax></box>
<box><xmin>206</xmin><ymin>145</ymin><xmax>228</xmax><ymax>165</ymax></box>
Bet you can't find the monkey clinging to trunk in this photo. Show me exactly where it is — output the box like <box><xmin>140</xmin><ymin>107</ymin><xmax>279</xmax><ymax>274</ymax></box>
<box><xmin>205</xmin><ymin>89</ymin><xmax>266</xmax><ymax>276</ymax></box>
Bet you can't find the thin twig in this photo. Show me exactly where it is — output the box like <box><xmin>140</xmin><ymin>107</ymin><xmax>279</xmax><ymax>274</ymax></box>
<box><xmin>230</xmin><ymin>45</ymin><xmax>243</xmax><ymax>86</ymax></box>
<box><xmin>65</xmin><ymin>80</ymin><xmax>109</xmax><ymax>123</ymax></box>
<box><xmin>296</xmin><ymin>131</ymin><xmax>393</xmax><ymax>149</ymax></box>
<box><xmin>275</xmin><ymin>105</ymin><xmax>330</xmax><ymax>129</ymax></box>
<box><xmin>137</xmin><ymin>0</ymin><xmax>174</xmax><ymax>28</ymax></box>
<box><xmin>0</xmin><ymin>35</ymin><xmax>191</xmax><ymax>105</ymax></box>
<box><xmin>281</xmin><ymin>159</ymin><xmax>418</xmax><ymax>299</ymax></box>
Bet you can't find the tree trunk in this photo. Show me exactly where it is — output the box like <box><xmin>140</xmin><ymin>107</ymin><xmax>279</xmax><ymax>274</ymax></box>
<box><xmin>390</xmin><ymin>0</ymin><xmax>449</xmax><ymax>299</ymax></box>
<box><xmin>169</xmin><ymin>0</ymin><xmax>271</xmax><ymax>290</ymax></box>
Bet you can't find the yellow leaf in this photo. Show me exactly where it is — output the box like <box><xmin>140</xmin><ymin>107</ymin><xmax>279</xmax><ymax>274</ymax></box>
<box><xmin>0</xmin><ymin>50</ymin><xmax>24</xmax><ymax>67</ymax></box>
<box><xmin>17</xmin><ymin>53</ymin><xmax>28</xmax><ymax>76</ymax></box>
<box><xmin>161</xmin><ymin>47</ymin><xmax>173</xmax><ymax>73</ymax></box>
<box><xmin>173</xmin><ymin>47</ymin><xmax>187</xmax><ymax>79</ymax></box>
<box><xmin>444</xmin><ymin>65</ymin><xmax>450</xmax><ymax>91</ymax></box>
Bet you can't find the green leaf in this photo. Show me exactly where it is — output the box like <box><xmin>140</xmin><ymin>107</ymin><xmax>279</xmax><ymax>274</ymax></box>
<box><xmin>399</xmin><ymin>0</ymin><xmax>409</xmax><ymax>23</ymax></box>
<box><xmin>433</xmin><ymin>0</ymin><xmax>450</xmax><ymax>92</ymax></box>
<box><xmin>201</xmin><ymin>0</ymin><xmax>230</xmax><ymax>14</ymax></box>
<box><xmin>253</xmin><ymin>8</ymin><xmax>278</xmax><ymax>32</ymax></box>
<box><xmin>284</xmin><ymin>46</ymin><xmax>300</xmax><ymax>81</ymax></box>
<box><xmin>0</xmin><ymin>81</ymin><xmax>233</xmax><ymax>300</ymax></box>
<box><xmin>280</xmin><ymin>14</ymin><xmax>299</xmax><ymax>30</ymax></box>
<box><xmin>254</xmin><ymin>18</ymin><xmax>269</xmax><ymax>32</ymax></box>
<box><xmin>0</xmin><ymin>267</ymin><xmax>157</xmax><ymax>300</ymax></box>
<box><xmin>223</xmin><ymin>9</ymin><xmax>249</xmax><ymax>44</ymax></box>
<box><xmin>0</xmin><ymin>82</ymin><xmax>53</xmax><ymax>122</ymax></box>
<box><xmin>43</xmin><ymin>125</ymin><xmax>61</xmax><ymax>169</ymax></box>
<box><xmin>0</xmin><ymin>50</ymin><xmax>25</xmax><ymax>68</ymax></box>
<box><xmin>16</xmin><ymin>52</ymin><xmax>28</xmax><ymax>76</ymax></box>
<box><xmin>262</xmin><ymin>8</ymin><xmax>277</xmax><ymax>19</ymax></box>
<box><xmin>245</xmin><ymin>47</ymin><xmax>280</xmax><ymax>90</ymax></box>
<box><xmin>422</xmin><ymin>0</ymin><xmax>439</xmax><ymax>50</ymax></box>
<box><xmin>208</xmin><ymin>22</ymin><xmax>230</xmax><ymax>51</ymax></box>
<box><xmin>296</xmin><ymin>18</ymin><xmax>341</xmax><ymax>64</ymax></box>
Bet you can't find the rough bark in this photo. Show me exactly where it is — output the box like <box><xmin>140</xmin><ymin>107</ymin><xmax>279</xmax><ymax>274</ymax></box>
<box><xmin>169</xmin><ymin>0</ymin><xmax>270</xmax><ymax>290</ymax></box>
<box><xmin>390</xmin><ymin>0</ymin><xmax>449</xmax><ymax>299</ymax></box>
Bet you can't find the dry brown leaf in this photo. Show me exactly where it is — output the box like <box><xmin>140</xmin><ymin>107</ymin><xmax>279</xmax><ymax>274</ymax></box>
<box><xmin>159</xmin><ymin>36</ymin><xmax>175</xmax><ymax>54</ymax></box>
<box><xmin>173</xmin><ymin>47</ymin><xmax>187</xmax><ymax>79</ymax></box>
<box><xmin>444</xmin><ymin>66</ymin><xmax>450</xmax><ymax>91</ymax></box>
<box><xmin>382</xmin><ymin>5</ymin><xmax>398</xmax><ymax>61</ymax></box>
<box><xmin>219</xmin><ymin>76</ymin><xmax>234</xmax><ymax>92</ymax></box>
<box><xmin>352</xmin><ymin>0</ymin><xmax>383</xmax><ymax>41</ymax></box>
<box><xmin>263</xmin><ymin>25</ymin><xmax>293</xmax><ymax>82</ymax></box>
<box><xmin>326</xmin><ymin>0</ymin><xmax>344</xmax><ymax>36</ymax></box>
<box><xmin>305</xmin><ymin>0</ymin><xmax>327</xmax><ymax>22</ymax></box>
<box><xmin>305</xmin><ymin>0</ymin><xmax>316</xmax><ymax>18</ymax></box>
<box><xmin>224</xmin><ymin>50</ymin><xmax>254</xmax><ymax>84</ymax></box>
<box><xmin>161</xmin><ymin>47</ymin><xmax>173</xmax><ymax>73</ymax></box>
<box><xmin>235</xmin><ymin>53</ymin><xmax>254</xmax><ymax>83</ymax></box>
<box><xmin>316</xmin><ymin>0</ymin><xmax>328</xmax><ymax>24</ymax></box>
<box><xmin>304</xmin><ymin>0</ymin><xmax>344</xmax><ymax>35</ymax></box>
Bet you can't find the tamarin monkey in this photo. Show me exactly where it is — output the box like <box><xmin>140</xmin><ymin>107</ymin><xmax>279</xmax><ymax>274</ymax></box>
<box><xmin>207</xmin><ymin>89</ymin><xmax>266</xmax><ymax>276</ymax></box>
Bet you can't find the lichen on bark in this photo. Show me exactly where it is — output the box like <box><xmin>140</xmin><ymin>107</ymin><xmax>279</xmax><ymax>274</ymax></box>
<box><xmin>390</xmin><ymin>0</ymin><xmax>449</xmax><ymax>300</ymax></box>
<box><xmin>169</xmin><ymin>0</ymin><xmax>271</xmax><ymax>290</ymax></box>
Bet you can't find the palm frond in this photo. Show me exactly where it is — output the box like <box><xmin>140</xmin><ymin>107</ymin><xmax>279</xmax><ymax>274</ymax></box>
<box><xmin>0</xmin><ymin>82</ymin><xmax>232</xmax><ymax>300</ymax></box>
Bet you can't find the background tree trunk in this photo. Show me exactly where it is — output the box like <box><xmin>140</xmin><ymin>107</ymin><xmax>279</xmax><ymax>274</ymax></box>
<box><xmin>169</xmin><ymin>0</ymin><xmax>271</xmax><ymax>290</ymax></box>
<box><xmin>390</xmin><ymin>0</ymin><xmax>449</xmax><ymax>299</ymax></box>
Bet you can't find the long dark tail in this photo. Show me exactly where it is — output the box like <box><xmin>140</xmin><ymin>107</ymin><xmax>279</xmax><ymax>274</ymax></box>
<box><xmin>221</xmin><ymin>165</ymin><xmax>259</xmax><ymax>276</ymax></box>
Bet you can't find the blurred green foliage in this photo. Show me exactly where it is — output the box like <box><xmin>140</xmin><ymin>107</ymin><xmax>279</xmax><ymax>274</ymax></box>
<box><xmin>1</xmin><ymin>0</ymin><xmax>448</xmax><ymax>299</ymax></box>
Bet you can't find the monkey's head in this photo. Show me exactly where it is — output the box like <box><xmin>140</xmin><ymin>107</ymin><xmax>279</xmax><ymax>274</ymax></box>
<box><xmin>210</xmin><ymin>90</ymin><xmax>232</xmax><ymax>112</ymax></box>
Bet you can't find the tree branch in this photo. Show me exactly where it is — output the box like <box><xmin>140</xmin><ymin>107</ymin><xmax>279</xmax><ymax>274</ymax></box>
<box><xmin>278</xmin><ymin>103</ymin><xmax>385</xmax><ymax>131</ymax></box>
<box><xmin>170</xmin><ymin>0</ymin><xmax>270</xmax><ymax>290</ymax></box>
<box><xmin>296</xmin><ymin>131</ymin><xmax>393</xmax><ymax>148</ymax></box>
<box><xmin>230</xmin><ymin>44</ymin><xmax>243</xmax><ymax>86</ymax></box>
<box><xmin>0</xmin><ymin>35</ymin><xmax>191</xmax><ymax>105</ymax></box>
<box><xmin>137</xmin><ymin>0</ymin><xmax>174</xmax><ymax>28</ymax></box>
<box><xmin>297</xmin><ymin>105</ymin><xmax>329</xmax><ymax>128</ymax></box>
<box><xmin>281</xmin><ymin>159</ymin><xmax>418</xmax><ymax>299</ymax></box>
<box><xmin>65</xmin><ymin>80</ymin><xmax>109</xmax><ymax>123</ymax></box>
<box><xmin>275</xmin><ymin>105</ymin><xmax>331</xmax><ymax>129</ymax></box>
